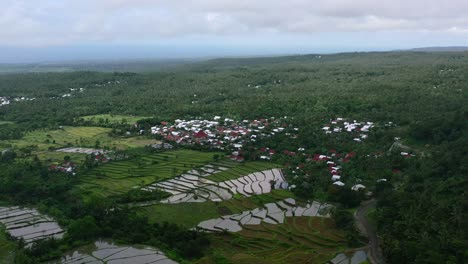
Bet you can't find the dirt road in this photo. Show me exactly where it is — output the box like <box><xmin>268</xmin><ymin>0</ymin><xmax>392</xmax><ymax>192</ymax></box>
<box><xmin>355</xmin><ymin>199</ymin><xmax>386</xmax><ymax>264</ymax></box>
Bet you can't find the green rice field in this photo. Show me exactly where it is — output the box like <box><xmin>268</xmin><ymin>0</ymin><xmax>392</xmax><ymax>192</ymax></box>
<box><xmin>78</xmin><ymin>150</ymin><xmax>222</xmax><ymax>198</ymax></box>
<box><xmin>80</xmin><ymin>114</ymin><xmax>150</xmax><ymax>125</ymax></box>
<box><xmin>2</xmin><ymin>126</ymin><xmax>160</xmax><ymax>151</ymax></box>
<box><xmin>196</xmin><ymin>217</ymin><xmax>347</xmax><ymax>264</ymax></box>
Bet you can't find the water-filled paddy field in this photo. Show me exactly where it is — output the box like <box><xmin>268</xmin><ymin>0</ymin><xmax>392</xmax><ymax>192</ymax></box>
<box><xmin>51</xmin><ymin>240</ymin><xmax>177</xmax><ymax>264</ymax></box>
<box><xmin>0</xmin><ymin>206</ymin><xmax>64</xmax><ymax>246</ymax></box>
<box><xmin>196</xmin><ymin>198</ymin><xmax>331</xmax><ymax>232</ymax></box>
<box><xmin>143</xmin><ymin>168</ymin><xmax>286</xmax><ymax>204</ymax></box>
<box><xmin>195</xmin><ymin>216</ymin><xmax>348</xmax><ymax>264</ymax></box>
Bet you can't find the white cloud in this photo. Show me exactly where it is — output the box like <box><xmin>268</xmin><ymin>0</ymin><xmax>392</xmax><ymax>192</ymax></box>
<box><xmin>0</xmin><ymin>0</ymin><xmax>467</xmax><ymax>46</ymax></box>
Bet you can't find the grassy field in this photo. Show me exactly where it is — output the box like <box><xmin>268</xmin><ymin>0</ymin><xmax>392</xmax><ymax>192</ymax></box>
<box><xmin>78</xmin><ymin>150</ymin><xmax>221</xmax><ymax>198</ymax></box>
<box><xmin>196</xmin><ymin>217</ymin><xmax>347</xmax><ymax>264</ymax></box>
<box><xmin>1</xmin><ymin>126</ymin><xmax>161</xmax><ymax>151</ymax></box>
<box><xmin>80</xmin><ymin>114</ymin><xmax>151</xmax><ymax>125</ymax></box>
<box><xmin>204</xmin><ymin>161</ymin><xmax>279</xmax><ymax>182</ymax></box>
<box><xmin>141</xmin><ymin>189</ymin><xmax>295</xmax><ymax>228</ymax></box>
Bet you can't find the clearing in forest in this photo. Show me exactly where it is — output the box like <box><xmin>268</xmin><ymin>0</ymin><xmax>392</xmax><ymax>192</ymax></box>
<box><xmin>79</xmin><ymin>114</ymin><xmax>151</xmax><ymax>125</ymax></box>
<box><xmin>2</xmin><ymin>126</ymin><xmax>161</xmax><ymax>153</ymax></box>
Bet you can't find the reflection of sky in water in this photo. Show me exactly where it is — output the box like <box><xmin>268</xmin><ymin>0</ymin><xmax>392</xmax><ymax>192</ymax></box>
<box><xmin>154</xmin><ymin>169</ymin><xmax>286</xmax><ymax>204</ymax></box>
<box><xmin>59</xmin><ymin>240</ymin><xmax>177</xmax><ymax>264</ymax></box>
<box><xmin>196</xmin><ymin>198</ymin><xmax>332</xmax><ymax>232</ymax></box>
<box><xmin>0</xmin><ymin>207</ymin><xmax>64</xmax><ymax>244</ymax></box>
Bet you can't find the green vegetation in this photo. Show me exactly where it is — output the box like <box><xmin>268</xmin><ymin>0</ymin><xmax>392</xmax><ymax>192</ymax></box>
<box><xmin>80</xmin><ymin>114</ymin><xmax>151</xmax><ymax>125</ymax></box>
<box><xmin>2</xmin><ymin>126</ymin><xmax>160</xmax><ymax>151</ymax></box>
<box><xmin>0</xmin><ymin>225</ymin><xmax>16</xmax><ymax>263</ymax></box>
<box><xmin>79</xmin><ymin>150</ymin><xmax>222</xmax><ymax>197</ymax></box>
<box><xmin>3</xmin><ymin>126</ymin><xmax>111</xmax><ymax>151</ymax></box>
<box><xmin>0</xmin><ymin>121</ymin><xmax>14</xmax><ymax>125</ymax></box>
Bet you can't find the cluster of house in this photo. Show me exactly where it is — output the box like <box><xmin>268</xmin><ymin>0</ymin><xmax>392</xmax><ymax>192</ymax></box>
<box><xmin>61</xmin><ymin>87</ymin><xmax>85</xmax><ymax>98</ymax></box>
<box><xmin>400</xmin><ymin>151</ymin><xmax>416</xmax><ymax>157</ymax></box>
<box><xmin>247</xmin><ymin>80</ymin><xmax>282</xmax><ymax>89</ymax></box>
<box><xmin>0</xmin><ymin>97</ymin><xmax>10</xmax><ymax>106</ymax></box>
<box><xmin>150</xmin><ymin>116</ymin><xmax>297</xmax><ymax>161</ymax></box>
<box><xmin>56</xmin><ymin>87</ymin><xmax>85</xmax><ymax>98</ymax></box>
<box><xmin>150</xmin><ymin>143</ymin><xmax>174</xmax><ymax>150</ymax></box>
<box><xmin>94</xmin><ymin>80</ymin><xmax>121</xmax><ymax>87</ymax></box>
<box><xmin>322</xmin><ymin>118</ymin><xmax>375</xmax><ymax>142</ymax></box>
<box><xmin>307</xmin><ymin>149</ymin><xmax>366</xmax><ymax>190</ymax></box>
<box><xmin>0</xmin><ymin>96</ymin><xmax>36</xmax><ymax>107</ymax></box>
<box><xmin>48</xmin><ymin>161</ymin><xmax>76</xmax><ymax>175</ymax></box>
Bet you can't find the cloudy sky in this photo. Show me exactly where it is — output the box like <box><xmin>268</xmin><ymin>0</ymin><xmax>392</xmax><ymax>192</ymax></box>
<box><xmin>1</xmin><ymin>0</ymin><xmax>467</xmax><ymax>62</ymax></box>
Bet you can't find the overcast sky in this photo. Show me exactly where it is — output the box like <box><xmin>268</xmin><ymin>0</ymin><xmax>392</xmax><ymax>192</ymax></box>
<box><xmin>1</xmin><ymin>0</ymin><xmax>467</xmax><ymax>62</ymax></box>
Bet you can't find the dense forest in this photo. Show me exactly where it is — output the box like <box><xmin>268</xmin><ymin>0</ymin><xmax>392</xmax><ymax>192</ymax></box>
<box><xmin>0</xmin><ymin>51</ymin><xmax>467</xmax><ymax>263</ymax></box>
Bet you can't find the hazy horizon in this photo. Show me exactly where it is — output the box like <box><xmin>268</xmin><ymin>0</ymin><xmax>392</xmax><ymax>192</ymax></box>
<box><xmin>1</xmin><ymin>0</ymin><xmax>467</xmax><ymax>63</ymax></box>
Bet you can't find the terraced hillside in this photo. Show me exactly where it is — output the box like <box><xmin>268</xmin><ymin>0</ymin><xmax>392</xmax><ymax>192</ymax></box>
<box><xmin>79</xmin><ymin>150</ymin><xmax>222</xmax><ymax>197</ymax></box>
<box><xmin>203</xmin><ymin>161</ymin><xmax>279</xmax><ymax>182</ymax></box>
<box><xmin>140</xmin><ymin>189</ymin><xmax>295</xmax><ymax>227</ymax></box>
<box><xmin>196</xmin><ymin>217</ymin><xmax>347</xmax><ymax>264</ymax></box>
<box><xmin>143</xmin><ymin>168</ymin><xmax>285</xmax><ymax>204</ymax></box>
<box><xmin>196</xmin><ymin>198</ymin><xmax>331</xmax><ymax>232</ymax></box>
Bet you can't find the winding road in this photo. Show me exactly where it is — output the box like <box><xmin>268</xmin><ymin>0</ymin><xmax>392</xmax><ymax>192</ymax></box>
<box><xmin>354</xmin><ymin>199</ymin><xmax>386</xmax><ymax>264</ymax></box>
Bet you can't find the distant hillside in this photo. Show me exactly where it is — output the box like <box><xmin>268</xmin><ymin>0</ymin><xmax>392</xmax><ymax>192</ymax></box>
<box><xmin>186</xmin><ymin>51</ymin><xmax>468</xmax><ymax>70</ymax></box>
<box><xmin>0</xmin><ymin>58</ymin><xmax>203</xmax><ymax>74</ymax></box>
<box><xmin>409</xmin><ymin>46</ymin><xmax>468</xmax><ymax>52</ymax></box>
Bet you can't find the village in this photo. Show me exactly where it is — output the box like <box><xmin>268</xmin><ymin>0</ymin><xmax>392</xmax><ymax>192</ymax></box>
<box><xmin>0</xmin><ymin>96</ymin><xmax>36</xmax><ymax>107</ymax></box>
<box><xmin>150</xmin><ymin>116</ymin><xmax>299</xmax><ymax>162</ymax></box>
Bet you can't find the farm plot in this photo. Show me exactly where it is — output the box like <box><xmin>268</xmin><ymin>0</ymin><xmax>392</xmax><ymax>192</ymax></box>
<box><xmin>196</xmin><ymin>216</ymin><xmax>348</xmax><ymax>264</ymax></box>
<box><xmin>139</xmin><ymin>189</ymin><xmax>296</xmax><ymax>228</ymax></box>
<box><xmin>79</xmin><ymin>114</ymin><xmax>150</xmax><ymax>125</ymax></box>
<box><xmin>57</xmin><ymin>147</ymin><xmax>107</xmax><ymax>155</ymax></box>
<box><xmin>78</xmin><ymin>150</ymin><xmax>220</xmax><ymax>197</ymax></box>
<box><xmin>0</xmin><ymin>207</ymin><xmax>64</xmax><ymax>246</ymax></box>
<box><xmin>203</xmin><ymin>161</ymin><xmax>279</xmax><ymax>182</ymax></box>
<box><xmin>4</xmin><ymin>126</ymin><xmax>161</xmax><ymax>152</ymax></box>
<box><xmin>196</xmin><ymin>198</ymin><xmax>331</xmax><ymax>232</ymax></box>
<box><xmin>143</xmin><ymin>168</ymin><xmax>286</xmax><ymax>204</ymax></box>
<box><xmin>53</xmin><ymin>240</ymin><xmax>177</xmax><ymax>264</ymax></box>
<box><xmin>5</xmin><ymin>126</ymin><xmax>111</xmax><ymax>151</ymax></box>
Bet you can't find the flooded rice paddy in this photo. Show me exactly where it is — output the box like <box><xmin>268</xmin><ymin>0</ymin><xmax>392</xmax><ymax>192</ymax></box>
<box><xmin>0</xmin><ymin>206</ymin><xmax>64</xmax><ymax>246</ymax></box>
<box><xmin>56</xmin><ymin>147</ymin><xmax>106</xmax><ymax>154</ymax></box>
<box><xmin>52</xmin><ymin>240</ymin><xmax>178</xmax><ymax>264</ymax></box>
<box><xmin>330</xmin><ymin>250</ymin><xmax>368</xmax><ymax>264</ymax></box>
<box><xmin>142</xmin><ymin>168</ymin><xmax>286</xmax><ymax>204</ymax></box>
<box><xmin>196</xmin><ymin>198</ymin><xmax>331</xmax><ymax>232</ymax></box>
